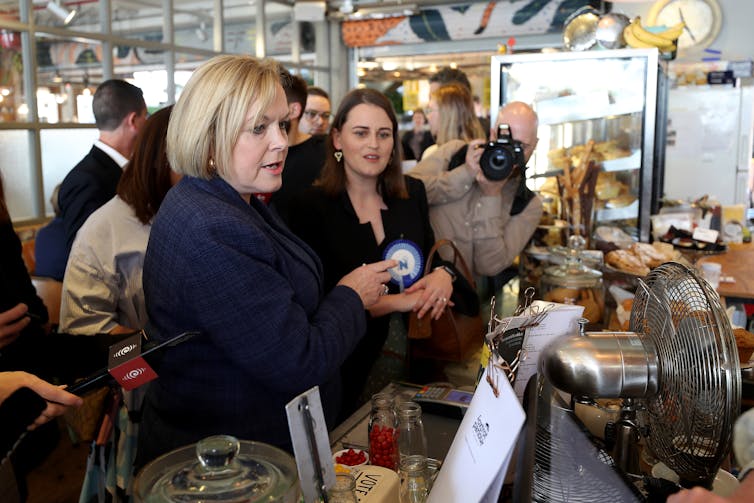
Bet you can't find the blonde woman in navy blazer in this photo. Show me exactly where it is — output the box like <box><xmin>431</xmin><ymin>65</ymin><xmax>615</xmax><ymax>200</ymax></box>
<box><xmin>135</xmin><ymin>55</ymin><xmax>395</xmax><ymax>467</ymax></box>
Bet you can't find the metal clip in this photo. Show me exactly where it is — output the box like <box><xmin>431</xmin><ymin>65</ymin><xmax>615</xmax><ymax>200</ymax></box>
<box><xmin>514</xmin><ymin>286</ymin><xmax>536</xmax><ymax>316</ymax></box>
<box><xmin>485</xmin><ymin>298</ymin><xmax>553</xmax><ymax>396</ymax></box>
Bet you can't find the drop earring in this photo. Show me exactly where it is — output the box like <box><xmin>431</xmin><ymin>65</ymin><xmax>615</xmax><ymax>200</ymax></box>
<box><xmin>334</xmin><ymin>150</ymin><xmax>343</xmax><ymax>163</ymax></box>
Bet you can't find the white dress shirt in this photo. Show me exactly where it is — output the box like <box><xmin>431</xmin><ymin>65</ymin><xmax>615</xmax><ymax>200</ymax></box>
<box><xmin>94</xmin><ymin>139</ymin><xmax>129</xmax><ymax>168</ymax></box>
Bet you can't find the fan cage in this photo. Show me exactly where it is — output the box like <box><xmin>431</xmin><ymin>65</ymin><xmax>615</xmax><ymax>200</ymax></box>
<box><xmin>531</xmin><ymin>392</ymin><xmax>644</xmax><ymax>502</ymax></box>
<box><xmin>629</xmin><ymin>262</ymin><xmax>740</xmax><ymax>486</ymax></box>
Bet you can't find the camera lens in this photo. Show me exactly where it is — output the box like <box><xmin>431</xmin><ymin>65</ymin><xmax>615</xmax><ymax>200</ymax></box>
<box><xmin>480</xmin><ymin>145</ymin><xmax>514</xmax><ymax>181</ymax></box>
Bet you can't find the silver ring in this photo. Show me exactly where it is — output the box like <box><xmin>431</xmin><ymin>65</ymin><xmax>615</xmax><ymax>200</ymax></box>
<box><xmin>381</xmin><ymin>284</ymin><xmax>389</xmax><ymax>296</ymax></box>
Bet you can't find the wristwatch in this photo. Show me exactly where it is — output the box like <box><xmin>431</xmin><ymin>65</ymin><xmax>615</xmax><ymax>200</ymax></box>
<box><xmin>434</xmin><ymin>265</ymin><xmax>457</xmax><ymax>283</ymax></box>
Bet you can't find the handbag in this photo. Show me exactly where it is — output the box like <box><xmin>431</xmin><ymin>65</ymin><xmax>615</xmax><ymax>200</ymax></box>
<box><xmin>63</xmin><ymin>385</ymin><xmax>111</xmax><ymax>443</ymax></box>
<box><xmin>408</xmin><ymin>239</ymin><xmax>484</xmax><ymax>362</ymax></box>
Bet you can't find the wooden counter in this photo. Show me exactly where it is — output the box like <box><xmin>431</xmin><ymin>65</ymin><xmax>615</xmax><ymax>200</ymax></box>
<box><xmin>697</xmin><ymin>242</ymin><xmax>754</xmax><ymax>301</ymax></box>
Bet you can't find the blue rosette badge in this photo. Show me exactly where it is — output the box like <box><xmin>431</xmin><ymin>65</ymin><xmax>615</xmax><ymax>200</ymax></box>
<box><xmin>382</xmin><ymin>239</ymin><xmax>424</xmax><ymax>290</ymax></box>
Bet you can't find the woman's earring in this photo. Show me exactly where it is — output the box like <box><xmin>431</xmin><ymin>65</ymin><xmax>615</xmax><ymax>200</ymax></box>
<box><xmin>334</xmin><ymin>150</ymin><xmax>343</xmax><ymax>163</ymax></box>
<box><xmin>208</xmin><ymin>158</ymin><xmax>216</xmax><ymax>172</ymax></box>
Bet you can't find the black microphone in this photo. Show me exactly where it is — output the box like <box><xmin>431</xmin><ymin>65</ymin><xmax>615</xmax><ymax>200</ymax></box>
<box><xmin>66</xmin><ymin>330</ymin><xmax>200</xmax><ymax>396</ymax></box>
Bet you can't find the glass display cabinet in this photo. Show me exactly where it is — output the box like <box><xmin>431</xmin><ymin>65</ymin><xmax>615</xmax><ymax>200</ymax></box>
<box><xmin>489</xmin><ymin>48</ymin><xmax>667</xmax><ymax>243</ymax></box>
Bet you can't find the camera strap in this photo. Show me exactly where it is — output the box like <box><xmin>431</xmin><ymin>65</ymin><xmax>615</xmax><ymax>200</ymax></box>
<box><xmin>511</xmin><ymin>180</ymin><xmax>535</xmax><ymax>216</ymax></box>
<box><xmin>447</xmin><ymin>144</ymin><xmax>468</xmax><ymax>172</ymax></box>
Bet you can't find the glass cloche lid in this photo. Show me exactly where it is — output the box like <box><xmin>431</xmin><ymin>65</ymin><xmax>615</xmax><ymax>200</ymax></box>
<box><xmin>544</xmin><ymin>235</ymin><xmax>603</xmax><ymax>288</ymax></box>
<box><xmin>134</xmin><ymin>435</ymin><xmax>300</xmax><ymax>502</ymax></box>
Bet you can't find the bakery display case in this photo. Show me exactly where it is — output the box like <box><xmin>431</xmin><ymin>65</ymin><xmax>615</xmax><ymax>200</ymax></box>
<box><xmin>489</xmin><ymin>48</ymin><xmax>667</xmax><ymax>243</ymax></box>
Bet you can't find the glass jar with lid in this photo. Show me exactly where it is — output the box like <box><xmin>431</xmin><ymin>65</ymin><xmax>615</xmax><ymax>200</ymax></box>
<box><xmin>368</xmin><ymin>392</ymin><xmax>399</xmax><ymax>471</ymax></box>
<box><xmin>133</xmin><ymin>435</ymin><xmax>300</xmax><ymax>502</ymax></box>
<box><xmin>541</xmin><ymin>235</ymin><xmax>605</xmax><ymax>326</ymax></box>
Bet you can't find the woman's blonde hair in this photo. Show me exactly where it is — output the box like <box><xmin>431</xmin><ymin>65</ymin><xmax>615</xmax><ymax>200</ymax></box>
<box><xmin>432</xmin><ymin>83</ymin><xmax>486</xmax><ymax>145</ymax></box>
<box><xmin>167</xmin><ymin>55</ymin><xmax>282</xmax><ymax>178</ymax></box>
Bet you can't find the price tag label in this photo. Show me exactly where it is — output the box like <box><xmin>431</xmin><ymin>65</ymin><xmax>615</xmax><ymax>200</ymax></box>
<box><xmin>693</xmin><ymin>227</ymin><xmax>719</xmax><ymax>244</ymax></box>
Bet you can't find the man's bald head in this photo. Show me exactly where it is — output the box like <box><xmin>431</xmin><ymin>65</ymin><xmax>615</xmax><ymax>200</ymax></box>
<box><xmin>495</xmin><ymin>101</ymin><xmax>538</xmax><ymax>163</ymax></box>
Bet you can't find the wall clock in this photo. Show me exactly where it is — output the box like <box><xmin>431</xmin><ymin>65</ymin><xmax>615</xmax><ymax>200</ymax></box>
<box><xmin>647</xmin><ymin>0</ymin><xmax>723</xmax><ymax>52</ymax></box>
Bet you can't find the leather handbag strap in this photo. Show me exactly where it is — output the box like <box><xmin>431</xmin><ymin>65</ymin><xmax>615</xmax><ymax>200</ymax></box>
<box><xmin>423</xmin><ymin>238</ymin><xmax>476</xmax><ymax>289</ymax></box>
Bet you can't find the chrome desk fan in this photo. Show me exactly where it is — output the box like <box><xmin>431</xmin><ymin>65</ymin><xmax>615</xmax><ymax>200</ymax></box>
<box><xmin>542</xmin><ymin>262</ymin><xmax>741</xmax><ymax>488</ymax></box>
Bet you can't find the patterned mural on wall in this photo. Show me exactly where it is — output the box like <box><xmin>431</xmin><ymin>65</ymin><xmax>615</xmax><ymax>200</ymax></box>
<box><xmin>341</xmin><ymin>0</ymin><xmax>600</xmax><ymax>47</ymax></box>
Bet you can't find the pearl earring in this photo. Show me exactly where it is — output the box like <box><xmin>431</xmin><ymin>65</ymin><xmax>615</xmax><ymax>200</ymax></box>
<box><xmin>334</xmin><ymin>151</ymin><xmax>343</xmax><ymax>162</ymax></box>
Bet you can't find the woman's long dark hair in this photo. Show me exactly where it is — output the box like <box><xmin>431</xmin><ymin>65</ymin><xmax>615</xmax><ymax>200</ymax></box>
<box><xmin>318</xmin><ymin>88</ymin><xmax>407</xmax><ymax>199</ymax></box>
<box><xmin>117</xmin><ymin>105</ymin><xmax>174</xmax><ymax>224</ymax></box>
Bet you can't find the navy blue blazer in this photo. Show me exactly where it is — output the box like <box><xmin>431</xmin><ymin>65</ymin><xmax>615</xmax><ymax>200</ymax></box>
<box><xmin>57</xmin><ymin>145</ymin><xmax>122</xmax><ymax>261</ymax></box>
<box><xmin>136</xmin><ymin>176</ymin><xmax>366</xmax><ymax>464</ymax></box>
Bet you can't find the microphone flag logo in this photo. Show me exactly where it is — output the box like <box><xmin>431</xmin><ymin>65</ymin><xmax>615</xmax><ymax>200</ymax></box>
<box><xmin>107</xmin><ymin>333</ymin><xmax>158</xmax><ymax>390</ymax></box>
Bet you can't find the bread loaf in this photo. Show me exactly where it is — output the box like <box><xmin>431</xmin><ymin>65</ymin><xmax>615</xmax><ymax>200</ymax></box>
<box><xmin>630</xmin><ymin>242</ymin><xmax>667</xmax><ymax>269</ymax></box>
<box><xmin>733</xmin><ymin>328</ymin><xmax>754</xmax><ymax>364</ymax></box>
<box><xmin>606</xmin><ymin>249</ymin><xmax>650</xmax><ymax>276</ymax></box>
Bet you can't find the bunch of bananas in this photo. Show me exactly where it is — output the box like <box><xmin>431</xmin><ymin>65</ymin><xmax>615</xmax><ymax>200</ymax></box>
<box><xmin>623</xmin><ymin>16</ymin><xmax>684</xmax><ymax>54</ymax></box>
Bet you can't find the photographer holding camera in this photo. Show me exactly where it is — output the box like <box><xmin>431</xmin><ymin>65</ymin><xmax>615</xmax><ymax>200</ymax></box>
<box><xmin>408</xmin><ymin>101</ymin><xmax>543</xmax><ymax>279</ymax></box>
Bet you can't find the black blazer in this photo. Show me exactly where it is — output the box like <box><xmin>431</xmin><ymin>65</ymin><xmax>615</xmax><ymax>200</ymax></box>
<box><xmin>289</xmin><ymin>176</ymin><xmax>438</xmax><ymax>294</ymax></box>
<box><xmin>288</xmin><ymin>176</ymin><xmax>439</xmax><ymax>417</ymax></box>
<box><xmin>0</xmin><ymin>219</ymin><xmax>49</xmax><ymax>376</ymax></box>
<box><xmin>0</xmin><ymin>221</ymin><xmax>48</xmax><ymax>324</ymax></box>
<box><xmin>57</xmin><ymin>145</ymin><xmax>122</xmax><ymax>256</ymax></box>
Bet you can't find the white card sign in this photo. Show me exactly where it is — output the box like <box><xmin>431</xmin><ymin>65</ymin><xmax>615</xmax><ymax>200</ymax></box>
<box><xmin>427</xmin><ymin>368</ymin><xmax>525</xmax><ymax>503</ymax></box>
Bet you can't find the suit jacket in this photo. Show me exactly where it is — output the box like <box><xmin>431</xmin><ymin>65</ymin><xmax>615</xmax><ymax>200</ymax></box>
<box><xmin>136</xmin><ymin>176</ymin><xmax>366</xmax><ymax>464</ymax></box>
<box><xmin>58</xmin><ymin>145</ymin><xmax>123</xmax><ymax>260</ymax></box>
<box><xmin>270</xmin><ymin>134</ymin><xmax>326</xmax><ymax>224</ymax></box>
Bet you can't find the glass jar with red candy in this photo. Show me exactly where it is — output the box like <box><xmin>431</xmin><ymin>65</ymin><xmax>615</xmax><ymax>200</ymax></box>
<box><xmin>368</xmin><ymin>392</ymin><xmax>399</xmax><ymax>471</ymax></box>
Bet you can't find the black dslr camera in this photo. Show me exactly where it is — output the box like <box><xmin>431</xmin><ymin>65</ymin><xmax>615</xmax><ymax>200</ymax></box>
<box><xmin>479</xmin><ymin>124</ymin><xmax>524</xmax><ymax>181</ymax></box>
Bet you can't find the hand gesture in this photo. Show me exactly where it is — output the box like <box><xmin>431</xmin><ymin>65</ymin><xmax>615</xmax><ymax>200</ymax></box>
<box><xmin>338</xmin><ymin>260</ymin><xmax>397</xmax><ymax>309</ymax></box>
<box><xmin>0</xmin><ymin>371</ymin><xmax>83</xmax><ymax>430</ymax></box>
<box><xmin>405</xmin><ymin>268</ymin><xmax>454</xmax><ymax>320</ymax></box>
<box><xmin>464</xmin><ymin>139</ymin><xmax>486</xmax><ymax>178</ymax></box>
<box><xmin>0</xmin><ymin>304</ymin><xmax>30</xmax><ymax>349</ymax></box>
<box><xmin>667</xmin><ymin>485</ymin><xmax>749</xmax><ymax>503</ymax></box>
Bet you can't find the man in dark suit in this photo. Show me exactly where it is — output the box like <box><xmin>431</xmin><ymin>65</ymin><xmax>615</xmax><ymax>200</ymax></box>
<box><xmin>270</xmin><ymin>68</ymin><xmax>326</xmax><ymax>223</ymax></box>
<box><xmin>55</xmin><ymin>80</ymin><xmax>147</xmax><ymax>278</ymax></box>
